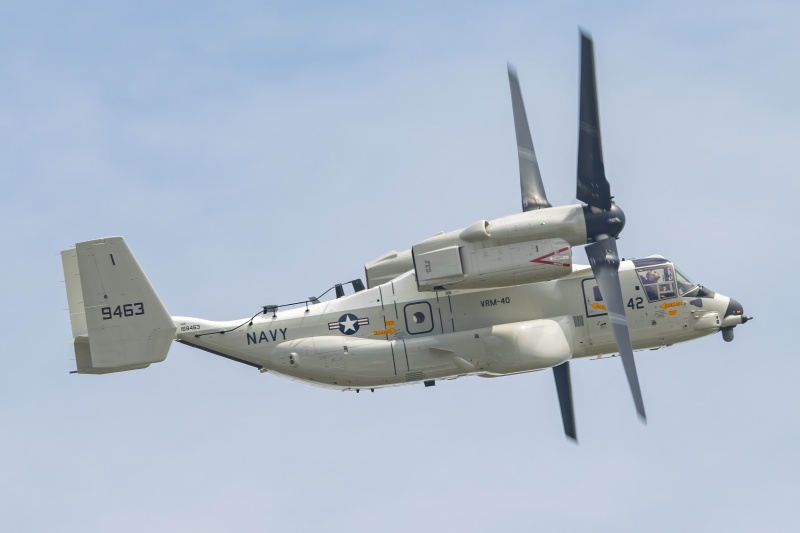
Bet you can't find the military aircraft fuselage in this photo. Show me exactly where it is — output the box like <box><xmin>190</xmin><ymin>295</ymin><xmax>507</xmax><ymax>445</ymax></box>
<box><xmin>174</xmin><ymin>256</ymin><xmax>735</xmax><ymax>391</ymax></box>
<box><xmin>60</xmin><ymin>34</ymin><xmax>751</xmax><ymax>438</ymax></box>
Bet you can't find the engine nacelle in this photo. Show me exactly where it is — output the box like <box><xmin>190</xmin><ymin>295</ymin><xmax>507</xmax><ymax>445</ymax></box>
<box><xmin>365</xmin><ymin>205</ymin><xmax>586</xmax><ymax>291</ymax></box>
<box><xmin>412</xmin><ymin>208</ymin><xmax>584</xmax><ymax>291</ymax></box>
<box><xmin>414</xmin><ymin>236</ymin><xmax>572</xmax><ymax>290</ymax></box>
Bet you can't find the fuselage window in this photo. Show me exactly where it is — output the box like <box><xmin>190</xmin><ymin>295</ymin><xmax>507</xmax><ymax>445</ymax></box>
<box><xmin>637</xmin><ymin>264</ymin><xmax>677</xmax><ymax>302</ymax></box>
<box><xmin>593</xmin><ymin>285</ymin><xmax>603</xmax><ymax>301</ymax></box>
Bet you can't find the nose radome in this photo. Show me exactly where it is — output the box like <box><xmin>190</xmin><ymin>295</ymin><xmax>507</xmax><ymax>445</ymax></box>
<box><xmin>725</xmin><ymin>297</ymin><xmax>744</xmax><ymax>318</ymax></box>
<box><xmin>720</xmin><ymin>296</ymin><xmax>753</xmax><ymax>342</ymax></box>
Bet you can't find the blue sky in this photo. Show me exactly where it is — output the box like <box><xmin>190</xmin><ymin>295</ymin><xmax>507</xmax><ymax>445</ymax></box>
<box><xmin>1</xmin><ymin>2</ymin><xmax>798</xmax><ymax>531</ymax></box>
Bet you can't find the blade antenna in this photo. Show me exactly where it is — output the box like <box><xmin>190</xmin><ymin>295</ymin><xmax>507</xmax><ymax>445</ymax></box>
<box><xmin>508</xmin><ymin>64</ymin><xmax>551</xmax><ymax>212</ymax></box>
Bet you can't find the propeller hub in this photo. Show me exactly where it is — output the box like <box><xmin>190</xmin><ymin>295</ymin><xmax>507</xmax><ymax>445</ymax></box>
<box><xmin>582</xmin><ymin>203</ymin><xmax>626</xmax><ymax>242</ymax></box>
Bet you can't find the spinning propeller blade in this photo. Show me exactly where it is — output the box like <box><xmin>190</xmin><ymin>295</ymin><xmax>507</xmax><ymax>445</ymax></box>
<box><xmin>586</xmin><ymin>239</ymin><xmax>647</xmax><ymax>421</ymax></box>
<box><xmin>508</xmin><ymin>65</ymin><xmax>551</xmax><ymax>212</ymax></box>
<box><xmin>577</xmin><ymin>32</ymin><xmax>611</xmax><ymax>211</ymax></box>
<box><xmin>509</xmin><ymin>32</ymin><xmax>645</xmax><ymax>437</ymax></box>
<box><xmin>578</xmin><ymin>31</ymin><xmax>646</xmax><ymax>422</ymax></box>
<box><xmin>552</xmin><ymin>362</ymin><xmax>577</xmax><ymax>441</ymax></box>
<box><xmin>508</xmin><ymin>64</ymin><xmax>575</xmax><ymax>437</ymax></box>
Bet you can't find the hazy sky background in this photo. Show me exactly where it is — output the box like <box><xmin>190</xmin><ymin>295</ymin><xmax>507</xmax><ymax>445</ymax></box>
<box><xmin>1</xmin><ymin>1</ymin><xmax>797</xmax><ymax>531</ymax></box>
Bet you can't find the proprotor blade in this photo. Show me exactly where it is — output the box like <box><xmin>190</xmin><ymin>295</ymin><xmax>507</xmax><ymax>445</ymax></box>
<box><xmin>576</xmin><ymin>31</ymin><xmax>611</xmax><ymax>211</ymax></box>
<box><xmin>552</xmin><ymin>362</ymin><xmax>577</xmax><ymax>441</ymax></box>
<box><xmin>585</xmin><ymin>238</ymin><xmax>647</xmax><ymax>421</ymax></box>
<box><xmin>508</xmin><ymin>65</ymin><xmax>551</xmax><ymax>212</ymax></box>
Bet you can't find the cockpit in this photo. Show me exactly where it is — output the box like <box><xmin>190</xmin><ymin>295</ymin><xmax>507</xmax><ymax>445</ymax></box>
<box><xmin>630</xmin><ymin>257</ymin><xmax>706</xmax><ymax>302</ymax></box>
<box><xmin>627</xmin><ymin>257</ymin><xmax>751</xmax><ymax>343</ymax></box>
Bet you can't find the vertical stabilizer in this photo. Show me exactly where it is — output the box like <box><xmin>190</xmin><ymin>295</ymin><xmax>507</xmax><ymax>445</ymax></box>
<box><xmin>61</xmin><ymin>237</ymin><xmax>176</xmax><ymax>374</ymax></box>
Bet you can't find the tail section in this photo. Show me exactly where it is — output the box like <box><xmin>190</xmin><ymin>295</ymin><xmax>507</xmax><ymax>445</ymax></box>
<box><xmin>61</xmin><ymin>237</ymin><xmax>176</xmax><ymax>374</ymax></box>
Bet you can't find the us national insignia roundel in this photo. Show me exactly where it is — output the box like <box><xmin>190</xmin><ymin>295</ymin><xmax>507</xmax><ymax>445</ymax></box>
<box><xmin>328</xmin><ymin>313</ymin><xmax>369</xmax><ymax>335</ymax></box>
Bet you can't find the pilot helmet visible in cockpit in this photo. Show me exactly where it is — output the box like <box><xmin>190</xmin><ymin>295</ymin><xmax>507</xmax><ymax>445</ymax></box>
<box><xmin>644</xmin><ymin>270</ymin><xmax>660</xmax><ymax>284</ymax></box>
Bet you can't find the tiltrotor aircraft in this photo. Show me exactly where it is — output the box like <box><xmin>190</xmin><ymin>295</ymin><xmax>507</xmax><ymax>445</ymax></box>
<box><xmin>60</xmin><ymin>33</ymin><xmax>751</xmax><ymax>441</ymax></box>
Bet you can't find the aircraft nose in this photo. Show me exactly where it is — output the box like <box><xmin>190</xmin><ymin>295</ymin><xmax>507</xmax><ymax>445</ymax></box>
<box><xmin>725</xmin><ymin>297</ymin><xmax>744</xmax><ymax>318</ymax></box>
<box><xmin>721</xmin><ymin>296</ymin><xmax>753</xmax><ymax>342</ymax></box>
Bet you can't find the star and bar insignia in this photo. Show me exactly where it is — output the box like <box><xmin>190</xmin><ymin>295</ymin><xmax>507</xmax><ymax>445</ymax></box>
<box><xmin>328</xmin><ymin>313</ymin><xmax>370</xmax><ymax>335</ymax></box>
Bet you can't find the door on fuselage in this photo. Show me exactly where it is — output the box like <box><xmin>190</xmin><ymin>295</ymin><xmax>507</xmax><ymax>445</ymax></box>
<box><xmin>581</xmin><ymin>277</ymin><xmax>615</xmax><ymax>349</ymax></box>
<box><xmin>631</xmin><ymin>261</ymin><xmax>688</xmax><ymax>341</ymax></box>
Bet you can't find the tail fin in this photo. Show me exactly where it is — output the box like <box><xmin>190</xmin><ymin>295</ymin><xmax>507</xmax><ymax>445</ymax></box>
<box><xmin>61</xmin><ymin>237</ymin><xmax>176</xmax><ymax>374</ymax></box>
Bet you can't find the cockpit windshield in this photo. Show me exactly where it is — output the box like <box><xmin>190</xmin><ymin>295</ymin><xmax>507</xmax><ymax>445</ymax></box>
<box><xmin>633</xmin><ymin>261</ymin><xmax>700</xmax><ymax>301</ymax></box>
<box><xmin>675</xmin><ymin>266</ymin><xmax>699</xmax><ymax>296</ymax></box>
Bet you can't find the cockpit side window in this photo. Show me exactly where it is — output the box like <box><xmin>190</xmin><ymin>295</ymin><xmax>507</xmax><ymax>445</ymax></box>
<box><xmin>637</xmin><ymin>264</ymin><xmax>677</xmax><ymax>302</ymax></box>
<box><xmin>675</xmin><ymin>267</ymin><xmax>699</xmax><ymax>296</ymax></box>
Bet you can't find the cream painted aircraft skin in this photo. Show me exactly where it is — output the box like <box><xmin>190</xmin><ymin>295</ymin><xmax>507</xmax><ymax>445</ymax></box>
<box><xmin>173</xmin><ymin>260</ymin><xmax>733</xmax><ymax>391</ymax></box>
<box><xmin>60</xmin><ymin>32</ymin><xmax>751</xmax><ymax>439</ymax></box>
